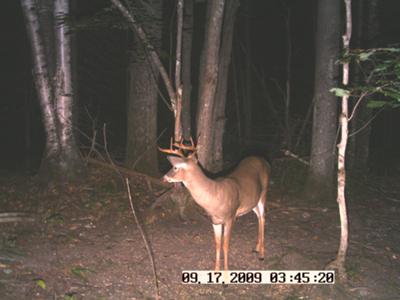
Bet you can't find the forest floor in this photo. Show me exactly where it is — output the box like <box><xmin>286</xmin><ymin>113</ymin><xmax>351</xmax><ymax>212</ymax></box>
<box><xmin>0</xmin><ymin>160</ymin><xmax>399</xmax><ymax>300</ymax></box>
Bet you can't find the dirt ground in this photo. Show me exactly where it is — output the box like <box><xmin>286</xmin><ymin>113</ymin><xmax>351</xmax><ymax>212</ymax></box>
<box><xmin>0</xmin><ymin>162</ymin><xmax>399</xmax><ymax>299</ymax></box>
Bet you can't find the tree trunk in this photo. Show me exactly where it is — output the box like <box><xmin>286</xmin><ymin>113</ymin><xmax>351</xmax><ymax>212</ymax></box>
<box><xmin>181</xmin><ymin>0</ymin><xmax>194</xmax><ymax>141</ymax></box>
<box><xmin>21</xmin><ymin>0</ymin><xmax>60</xmax><ymax>172</ymax></box>
<box><xmin>21</xmin><ymin>0</ymin><xmax>82</xmax><ymax>180</ymax></box>
<box><xmin>212</xmin><ymin>0</ymin><xmax>239</xmax><ymax>171</ymax></box>
<box><xmin>54</xmin><ymin>0</ymin><xmax>82</xmax><ymax>176</ymax></box>
<box><xmin>125</xmin><ymin>0</ymin><xmax>163</xmax><ymax>177</ymax></box>
<box><xmin>37</xmin><ymin>0</ymin><xmax>56</xmax><ymax>79</ymax></box>
<box><xmin>305</xmin><ymin>0</ymin><xmax>341</xmax><ymax>200</ymax></box>
<box><xmin>196</xmin><ymin>0</ymin><xmax>225</xmax><ymax>171</ymax></box>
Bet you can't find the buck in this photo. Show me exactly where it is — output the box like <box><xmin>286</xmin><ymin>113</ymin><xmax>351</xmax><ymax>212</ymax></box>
<box><xmin>160</xmin><ymin>141</ymin><xmax>270</xmax><ymax>270</ymax></box>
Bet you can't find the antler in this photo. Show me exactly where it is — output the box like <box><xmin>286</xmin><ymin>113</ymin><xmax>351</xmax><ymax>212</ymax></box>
<box><xmin>158</xmin><ymin>138</ymin><xmax>185</xmax><ymax>157</ymax></box>
<box><xmin>158</xmin><ymin>137</ymin><xmax>197</xmax><ymax>157</ymax></box>
<box><xmin>173</xmin><ymin>137</ymin><xmax>196</xmax><ymax>152</ymax></box>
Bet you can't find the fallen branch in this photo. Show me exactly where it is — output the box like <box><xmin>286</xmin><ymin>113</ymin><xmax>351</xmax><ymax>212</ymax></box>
<box><xmin>150</xmin><ymin>188</ymin><xmax>174</xmax><ymax>209</ymax></box>
<box><xmin>86</xmin><ymin>157</ymin><xmax>170</xmax><ymax>188</ymax></box>
<box><xmin>0</xmin><ymin>212</ymin><xmax>35</xmax><ymax>223</ymax></box>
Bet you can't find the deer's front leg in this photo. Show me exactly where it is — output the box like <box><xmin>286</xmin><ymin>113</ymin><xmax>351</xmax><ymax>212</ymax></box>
<box><xmin>212</xmin><ymin>224</ymin><xmax>222</xmax><ymax>271</ymax></box>
<box><xmin>258</xmin><ymin>192</ymin><xmax>266</xmax><ymax>259</ymax></box>
<box><xmin>223</xmin><ymin>219</ymin><xmax>234</xmax><ymax>270</ymax></box>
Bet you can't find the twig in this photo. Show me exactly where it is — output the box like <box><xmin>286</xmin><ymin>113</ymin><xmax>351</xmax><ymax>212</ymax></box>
<box><xmin>125</xmin><ymin>178</ymin><xmax>160</xmax><ymax>300</ymax></box>
<box><xmin>86</xmin><ymin>128</ymin><xmax>97</xmax><ymax>161</ymax></box>
<box><xmin>348</xmin><ymin>91</ymin><xmax>368</xmax><ymax>121</ymax></box>
<box><xmin>386</xmin><ymin>197</ymin><xmax>400</xmax><ymax>203</ymax></box>
<box><xmin>349</xmin><ymin>107</ymin><xmax>384</xmax><ymax>137</ymax></box>
<box><xmin>102</xmin><ymin>123</ymin><xmax>121</xmax><ymax>177</ymax></box>
<box><xmin>294</xmin><ymin>97</ymin><xmax>315</xmax><ymax>152</ymax></box>
<box><xmin>85</xmin><ymin>107</ymin><xmax>99</xmax><ymax>160</ymax></box>
<box><xmin>131</xmin><ymin>128</ymin><xmax>167</xmax><ymax>169</ymax></box>
<box><xmin>281</xmin><ymin>149</ymin><xmax>310</xmax><ymax>165</ymax></box>
<box><xmin>100</xmin><ymin>122</ymin><xmax>161</xmax><ymax>299</ymax></box>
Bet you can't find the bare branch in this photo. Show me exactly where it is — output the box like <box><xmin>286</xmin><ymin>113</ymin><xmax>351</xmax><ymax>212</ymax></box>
<box><xmin>110</xmin><ymin>0</ymin><xmax>177</xmax><ymax>110</ymax></box>
<box><xmin>174</xmin><ymin>0</ymin><xmax>184</xmax><ymax>141</ymax></box>
<box><xmin>125</xmin><ymin>179</ymin><xmax>160</xmax><ymax>299</ymax></box>
<box><xmin>175</xmin><ymin>0</ymin><xmax>183</xmax><ymax>92</ymax></box>
<box><xmin>348</xmin><ymin>91</ymin><xmax>368</xmax><ymax>121</ymax></box>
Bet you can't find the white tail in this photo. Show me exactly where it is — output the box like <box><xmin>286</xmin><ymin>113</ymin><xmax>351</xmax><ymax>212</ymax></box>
<box><xmin>162</xmin><ymin>148</ymin><xmax>270</xmax><ymax>271</ymax></box>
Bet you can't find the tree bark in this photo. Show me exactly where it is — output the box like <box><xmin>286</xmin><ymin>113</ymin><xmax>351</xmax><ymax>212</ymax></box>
<box><xmin>196</xmin><ymin>0</ymin><xmax>225</xmax><ymax>171</ymax></box>
<box><xmin>181</xmin><ymin>0</ymin><xmax>194</xmax><ymax>141</ymax></box>
<box><xmin>212</xmin><ymin>0</ymin><xmax>239</xmax><ymax>171</ymax></box>
<box><xmin>21</xmin><ymin>0</ymin><xmax>82</xmax><ymax>180</ymax></box>
<box><xmin>21</xmin><ymin>0</ymin><xmax>59</xmax><ymax>165</ymax></box>
<box><xmin>37</xmin><ymin>0</ymin><xmax>56</xmax><ymax>79</ymax></box>
<box><xmin>125</xmin><ymin>0</ymin><xmax>163</xmax><ymax>177</ymax></box>
<box><xmin>305</xmin><ymin>0</ymin><xmax>341</xmax><ymax>200</ymax></box>
<box><xmin>54</xmin><ymin>0</ymin><xmax>81</xmax><ymax>176</ymax></box>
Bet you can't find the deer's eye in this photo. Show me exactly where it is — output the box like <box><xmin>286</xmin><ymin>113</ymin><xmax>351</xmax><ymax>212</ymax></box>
<box><xmin>173</xmin><ymin>166</ymin><xmax>178</xmax><ymax>171</ymax></box>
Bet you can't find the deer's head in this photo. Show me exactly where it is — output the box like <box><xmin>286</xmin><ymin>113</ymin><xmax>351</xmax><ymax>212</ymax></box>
<box><xmin>159</xmin><ymin>138</ymin><xmax>198</xmax><ymax>184</ymax></box>
<box><xmin>163</xmin><ymin>154</ymin><xmax>198</xmax><ymax>183</ymax></box>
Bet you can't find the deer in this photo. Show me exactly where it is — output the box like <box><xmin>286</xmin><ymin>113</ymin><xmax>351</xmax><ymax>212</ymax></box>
<box><xmin>159</xmin><ymin>140</ymin><xmax>270</xmax><ymax>271</ymax></box>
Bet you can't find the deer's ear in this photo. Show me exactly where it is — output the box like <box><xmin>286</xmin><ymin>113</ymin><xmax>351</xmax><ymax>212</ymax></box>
<box><xmin>167</xmin><ymin>156</ymin><xmax>186</xmax><ymax>167</ymax></box>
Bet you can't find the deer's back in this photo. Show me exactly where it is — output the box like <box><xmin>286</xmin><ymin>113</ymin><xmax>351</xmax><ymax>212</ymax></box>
<box><xmin>230</xmin><ymin>157</ymin><xmax>270</xmax><ymax>185</ymax></box>
<box><xmin>228</xmin><ymin>157</ymin><xmax>270</xmax><ymax>216</ymax></box>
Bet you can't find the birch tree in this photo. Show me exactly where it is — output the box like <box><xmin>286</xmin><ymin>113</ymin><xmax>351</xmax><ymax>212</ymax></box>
<box><xmin>327</xmin><ymin>0</ymin><xmax>352</xmax><ymax>281</ymax></box>
<box><xmin>21</xmin><ymin>0</ymin><xmax>81</xmax><ymax>179</ymax></box>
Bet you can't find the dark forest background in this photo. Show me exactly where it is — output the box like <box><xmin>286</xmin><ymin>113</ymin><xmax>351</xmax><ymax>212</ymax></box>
<box><xmin>1</xmin><ymin>1</ymin><xmax>400</xmax><ymax>297</ymax></box>
<box><xmin>1</xmin><ymin>0</ymin><xmax>400</xmax><ymax>175</ymax></box>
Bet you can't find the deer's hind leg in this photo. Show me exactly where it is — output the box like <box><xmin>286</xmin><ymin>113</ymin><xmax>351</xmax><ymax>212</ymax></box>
<box><xmin>252</xmin><ymin>189</ymin><xmax>267</xmax><ymax>260</ymax></box>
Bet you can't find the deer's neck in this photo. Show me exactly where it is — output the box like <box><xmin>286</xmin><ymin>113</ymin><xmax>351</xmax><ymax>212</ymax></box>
<box><xmin>184</xmin><ymin>169</ymin><xmax>221</xmax><ymax>210</ymax></box>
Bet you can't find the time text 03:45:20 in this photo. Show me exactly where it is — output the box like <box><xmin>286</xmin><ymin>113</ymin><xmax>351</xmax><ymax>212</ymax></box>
<box><xmin>182</xmin><ymin>270</ymin><xmax>335</xmax><ymax>285</ymax></box>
